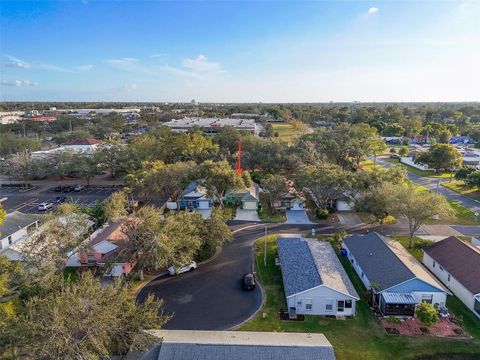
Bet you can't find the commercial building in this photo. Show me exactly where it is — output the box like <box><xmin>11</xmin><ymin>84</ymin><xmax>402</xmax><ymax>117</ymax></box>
<box><xmin>163</xmin><ymin>117</ymin><xmax>259</xmax><ymax>135</ymax></box>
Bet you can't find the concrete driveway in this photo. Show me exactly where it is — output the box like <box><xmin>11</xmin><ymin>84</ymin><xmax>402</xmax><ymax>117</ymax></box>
<box><xmin>234</xmin><ymin>209</ymin><xmax>260</xmax><ymax>222</ymax></box>
<box><xmin>285</xmin><ymin>210</ymin><xmax>314</xmax><ymax>224</ymax></box>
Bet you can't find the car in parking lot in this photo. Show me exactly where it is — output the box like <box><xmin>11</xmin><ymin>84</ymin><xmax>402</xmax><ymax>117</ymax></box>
<box><xmin>74</xmin><ymin>184</ymin><xmax>85</xmax><ymax>192</ymax></box>
<box><xmin>53</xmin><ymin>185</ymin><xmax>64</xmax><ymax>192</ymax></box>
<box><xmin>242</xmin><ymin>273</ymin><xmax>256</xmax><ymax>290</ymax></box>
<box><xmin>53</xmin><ymin>195</ymin><xmax>67</xmax><ymax>204</ymax></box>
<box><xmin>63</xmin><ymin>186</ymin><xmax>74</xmax><ymax>193</ymax></box>
<box><xmin>168</xmin><ymin>261</ymin><xmax>197</xmax><ymax>276</ymax></box>
<box><xmin>38</xmin><ymin>202</ymin><xmax>54</xmax><ymax>211</ymax></box>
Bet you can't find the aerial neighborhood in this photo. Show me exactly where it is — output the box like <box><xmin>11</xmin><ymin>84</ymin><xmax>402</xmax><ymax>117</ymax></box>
<box><xmin>1</xmin><ymin>101</ymin><xmax>480</xmax><ymax>360</ymax></box>
<box><xmin>1</xmin><ymin>1</ymin><xmax>480</xmax><ymax>359</ymax></box>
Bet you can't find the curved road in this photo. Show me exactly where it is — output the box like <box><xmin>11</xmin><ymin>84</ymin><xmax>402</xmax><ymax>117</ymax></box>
<box><xmin>137</xmin><ymin>222</ymin><xmax>323</xmax><ymax>330</ymax></box>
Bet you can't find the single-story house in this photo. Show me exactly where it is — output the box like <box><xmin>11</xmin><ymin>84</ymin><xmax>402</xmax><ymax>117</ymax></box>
<box><xmin>0</xmin><ymin>211</ymin><xmax>40</xmax><ymax>260</ymax></box>
<box><xmin>274</xmin><ymin>191</ymin><xmax>305</xmax><ymax>211</ymax></box>
<box><xmin>423</xmin><ymin>237</ymin><xmax>480</xmax><ymax>318</ymax></box>
<box><xmin>142</xmin><ymin>330</ymin><xmax>336</xmax><ymax>360</ymax></box>
<box><xmin>178</xmin><ymin>181</ymin><xmax>212</xmax><ymax>210</ymax></box>
<box><xmin>277</xmin><ymin>237</ymin><xmax>359</xmax><ymax>316</ymax></box>
<box><xmin>66</xmin><ymin>219</ymin><xmax>136</xmax><ymax>277</ymax></box>
<box><xmin>343</xmin><ymin>232</ymin><xmax>449</xmax><ymax>316</ymax></box>
<box><xmin>224</xmin><ymin>183</ymin><xmax>260</xmax><ymax>210</ymax></box>
<box><xmin>61</xmin><ymin>137</ymin><xmax>100</xmax><ymax>154</ymax></box>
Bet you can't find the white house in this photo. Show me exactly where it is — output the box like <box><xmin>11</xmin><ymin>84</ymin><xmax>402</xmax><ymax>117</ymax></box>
<box><xmin>343</xmin><ymin>232</ymin><xmax>449</xmax><ymax>317</ymax></box>
<box><xmin>423</xmin><ymin>237</ymin><xmax>480</xmax><ymax>318</ymax></box>
<box><xmin>0</xmin><ymin>211</ymin><xmax>40</xmax><ymax>258</ymax></box>
<box><xmin>61</xmin><ymin>138</ymin><xmax>100</xmax><ymax>154</ymax></box>
<box><xmin>277</xmin><ymin>237</ymin><xmax>359</xmax><ymax>317</ymax></box>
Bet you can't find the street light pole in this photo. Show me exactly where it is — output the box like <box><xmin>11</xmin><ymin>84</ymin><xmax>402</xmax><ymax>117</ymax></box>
<box><xmin>264</xmin><ymin>225</ymin><xmax>267</xmax><ymax>266</ymax></box>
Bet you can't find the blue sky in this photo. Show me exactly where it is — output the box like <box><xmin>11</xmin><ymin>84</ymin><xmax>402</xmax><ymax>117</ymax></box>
<box><xmin>1</xmin><ymin>1</ymin><xmax>479</xmax><ymax>102</ymax></box>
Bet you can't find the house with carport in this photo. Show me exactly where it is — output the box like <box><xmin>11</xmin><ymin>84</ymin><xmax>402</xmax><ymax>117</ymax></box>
<box><xmin>343</xmin><ymin>232</ymin><xmax>449</xmax><ymax>317</ymax></box>
<box><xmin>423</xmin><ymin>236</ymin><xmax>480</xmax><ymax>318</ymax></box>
<box><xmin>277</xmin><ymin>237</ymin><xmax>359</xmax><ymax>317</ymax></box>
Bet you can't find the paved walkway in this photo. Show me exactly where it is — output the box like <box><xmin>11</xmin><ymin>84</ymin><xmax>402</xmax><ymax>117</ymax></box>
<box><xmin>234</xmin><ymin>209</ymin><xmax>260</xmax><ymax>222</ymax></box>
<box><xmin>377</xmin><ymin>157</ymin><xmax>480</xmax><ymax>213</ymax></box>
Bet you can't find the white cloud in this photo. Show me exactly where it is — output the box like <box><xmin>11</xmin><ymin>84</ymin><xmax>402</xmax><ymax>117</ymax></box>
<box><xmin>3</xmin><ymin>55</ymin><xmax>31</xmax><ymax>69</ymax></box>
<box><xmin>150</xmin><ymin>53</ymin><xmax>167</xmax><ymax>59</ymax></box>
<box><xmin>162</xmin><ymin>55</ymin><xmax>225</xmax><ymax>79</ymax></box>
<box><xmin>368</xmin><ymin>7</ymin><xmax>379</xmax><ymax>14</ymax></box>
<box><xmin>1</xmin><ymin>79</ymin><xmax>38</xmax><ymax>87</ymax></box>
<box><xmin>75</xmin><ymin>64</ymin><xmax>94</xmax><ymax>71</ymax></box>
<box><xmin>121</xmin><ymin>83</ymin><xmax>138</xmax><ymax>92</ymax></box>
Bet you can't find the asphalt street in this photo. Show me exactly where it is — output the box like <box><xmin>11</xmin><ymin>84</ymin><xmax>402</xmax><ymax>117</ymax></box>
<box><xmin>137</xmin><ymin>222</ymin><xmax>375</xmax><ymax>331</ymax></box>
<box><xmin>0</xmin><ymin>185</ymin><xmax>118</xmax><ymax>214</ymax></box>
<box><xmin>377</xmin><ymin>157</ymin><xmax>480</xmax><ymax>213</ymax></box>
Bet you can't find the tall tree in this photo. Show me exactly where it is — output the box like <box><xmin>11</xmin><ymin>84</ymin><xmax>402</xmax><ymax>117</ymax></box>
<box><xmin>102</xmin><ymin>191</ymin><xmax>129</xmax><ymax>222</ymax></box>
<box><xmin>200</xmin><ymin>160</ymin><xmax>244</xmax><ymax>205</ymax></box>
<box><xmin>355</xmin><ymin>183</ymin><xmax>395</xmax><ymax>233</ymax></box>
<box><xmin>295</xmin><ymin>162</ymin><xmax>352</xmax><ymax>209</ymax></box>
<box><xmin>414</xmin><ymin>144</ymin><xmax>462</xmax><ymax>173</ymax></box>
<box><xmin>390</xmin><ymin>184</ymin><xmax>452</xmax><ymax>248</ymax></box>
<box><xmin>261</xmin><ymin>175</ymin><xmax>288</xmax><ymax>213</ymax></box>
<box><xmin>7</xmin><ymin>272</ymin><xmax>168</xmax><ymax>359</ymax></box>
<box><xmin>198</xmin><ymin>207</ymin><xmax>233</xmax><ymax>260</ymax></box>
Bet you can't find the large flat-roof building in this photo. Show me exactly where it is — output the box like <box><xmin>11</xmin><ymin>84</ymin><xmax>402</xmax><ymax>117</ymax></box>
<box><xmin>163</xmin><ymin>117</ymin><xmax>260</xmax><ymax>135</ymax></box>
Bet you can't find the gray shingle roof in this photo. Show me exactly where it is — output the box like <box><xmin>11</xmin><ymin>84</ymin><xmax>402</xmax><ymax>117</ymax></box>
<box><xmin>343</xmin><ymin>232</ymin><xmax>415</xmax><ymax>291</ymax></box>
<box><xmin>0</xmin><ymin>211</ymin><xmax>40</xmax><ymax>240</ymax></box>
<box><xmin>277</xmin><ymin>237</ymin><xmax>358</xmax><ymax>298</ymax></box>
<box><xmin>146</xmin><ymin>330</ymin><xmax>336</xmax><ymax>360</ymax></box>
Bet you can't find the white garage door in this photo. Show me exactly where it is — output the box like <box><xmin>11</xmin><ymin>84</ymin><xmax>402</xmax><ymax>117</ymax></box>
<box><xmin>197</xmin><ymin>200</ymin><xmax>210</xmax><ymax>209</ymax></box>
<box><xmin>242</xmin><ymin>200</ymin><xmax>257</xmax><ymax>210</ymax></box>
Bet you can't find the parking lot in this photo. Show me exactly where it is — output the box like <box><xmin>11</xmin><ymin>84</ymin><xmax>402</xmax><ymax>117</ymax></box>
<box><xmin>0</xmin><ymin>186</ymin><xmax>119</xmax><ymax>214</ymax></box>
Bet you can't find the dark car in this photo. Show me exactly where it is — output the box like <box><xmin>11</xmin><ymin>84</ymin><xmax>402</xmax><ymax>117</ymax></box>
<box><xmin>63</xmin><ymin>186</ymin><xmax>74</xmax><ymax>193</ymax></box>
<box><xmin>53</xmin><ymin>185</ymin><xmax>64</xmax><ymax>192</ymax></box>
<box><xmin>242</xmin><ymin>273</ymin><xmax>256</xmax><ymax>291</ymax></box>
<box><xmin>53</xmin><ymin>195</ymin><xmax>67</xmax><ymax>204</ymax></box>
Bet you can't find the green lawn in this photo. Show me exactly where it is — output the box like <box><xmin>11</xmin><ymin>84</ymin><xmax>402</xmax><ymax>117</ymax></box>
<box><xmin>239</xmin><ymin>236</ymin><xmax>480</xmax><ymax>360</ymax></box>
<box><xmin>384</xmin><ymin>158</ymin><xmax>452</xmax><ymax>179</ymax></box>
<box><xmin>442</xmin><ymin>181</ymin><xmax>480</xmax><ymax>201</ymax></box>
<box><xmin>257</xmin><ymin>194</ymin><xmax>286</xmax><ymax>223</ymax></box>
<box><xmin>394</xmin><ymin>236</ymin><xmax>433</xmax><ymax>261</ymax></box>
<box><xmin>271</xmin><ymin>123</ymin><xmax>303</xmax><ymax>143</ymax></box>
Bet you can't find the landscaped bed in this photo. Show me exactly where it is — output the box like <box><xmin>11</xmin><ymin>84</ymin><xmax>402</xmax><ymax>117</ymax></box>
<box><xmin>239</xmin><ymin>235</ymin><xmax>480</xmax><ymax>360</ymax></box>
<box><xmin>381</xmin><ymin>317</ymin><xmax>469</xmax><ymax>338</ymax></box>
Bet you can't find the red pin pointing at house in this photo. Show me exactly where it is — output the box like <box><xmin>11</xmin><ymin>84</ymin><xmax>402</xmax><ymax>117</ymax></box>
<box><xmin>237</xmin><ymin>139</ymin><xmax>243</xmax><ymax>175</ymax></box>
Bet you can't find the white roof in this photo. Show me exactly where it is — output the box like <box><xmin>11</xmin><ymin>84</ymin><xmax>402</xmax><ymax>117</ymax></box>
<box><xmin>93</xmin><ymin>240</ymin><xmax>118</xmax><ymax>254</ymax></box>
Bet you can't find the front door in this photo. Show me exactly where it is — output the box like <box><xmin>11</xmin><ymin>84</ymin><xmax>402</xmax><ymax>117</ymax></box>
<box><xmin>337</xmin><ymin>300</ymin><xmax>345</xmax><ymax>313</ymax></box>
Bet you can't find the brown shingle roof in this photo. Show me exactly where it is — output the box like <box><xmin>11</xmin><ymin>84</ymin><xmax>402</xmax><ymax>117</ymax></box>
<box><xmin>424</xmin><ymin>237</ymin><xmax>480</xmax><ymax>294</ymax></box>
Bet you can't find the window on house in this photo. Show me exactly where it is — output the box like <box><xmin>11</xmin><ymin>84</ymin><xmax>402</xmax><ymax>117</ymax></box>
<box><xmin>305</xmin><ymin>299</ymin><xmax>312</xmax><ymax>311</ymax></box>
<box><xmin>421</xmin><ymin>294</ymin><xmax>433</xmax><ymax>304</ymax></box>
<box><xmin>8</xmin><ymin>236</ymin><xmax>12</xmax><ymax>245</ymax></box>
<box><xmin>337</xmin><ymin>300</ymin><xmax>345</xmax><ymax>312</ymax></box>
<box><xmin>325</xmin><ymin>300</ymin><xmax>334</xmax><ymax>311</ymax></box>
<box><xmin>297</xmin><ymin>300</ymin><xmax>302</xmax><ymax>306</ymax></box>
<box><xmin>448</xmin><ymin>274</ymin><xmax>451</xmax><ymax>281</ymax></box>
<box><xmin>433</xmin><ymin>261</ymin><xmax>436</xmax><ymax>268</ymax></box>
<box><xmin>439</xmin><ymin>266</ymin><xmax>444</xmax><ymax>271</ymax></box>
<box><xmin>361</xmin><ymin>272</ymin><xmax>364</xmax><ymax>278</ymax></box>
<box><xmin>345</xmin><ymin>300</ymin><xmax>353</xmax><ymax>309</ymax></box>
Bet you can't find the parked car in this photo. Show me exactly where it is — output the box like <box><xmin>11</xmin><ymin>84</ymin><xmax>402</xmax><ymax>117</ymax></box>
<box><xmin>168</xmin><ymin>261</ymin><xmax>197</xmax><ymax>276</ymax></box>
<box><xmin>38</xmin><ymin>202</ymin><xmax>53</xmax><ymax>211</ymax></box>
<box><xmin>53</xmin><ymin>185</ymin><xmax>64</xmax><ymax>192</ymax></box>
<box><xmin>74</xmin><ymin>184</ymin><xmax>85</xmax><ymax>192</ymax></box>
<box><xmin>389</xmin><ymin>154</ymin><xmax>401</xmax><ymax>159</ymax></box>
<box><xmin>242</xmin><ymin>273</ymin><xmax>256</xmax><ymax>290</ymax></box>
<box><xmin>63</xmin><ymin>186</ymin><xmax>74</xmax><ymax>193</ymax></box>
<box><xmin>53</xmin><ymin>195</ymin><xmax>67</xmax><ymax>204</ymax></box>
